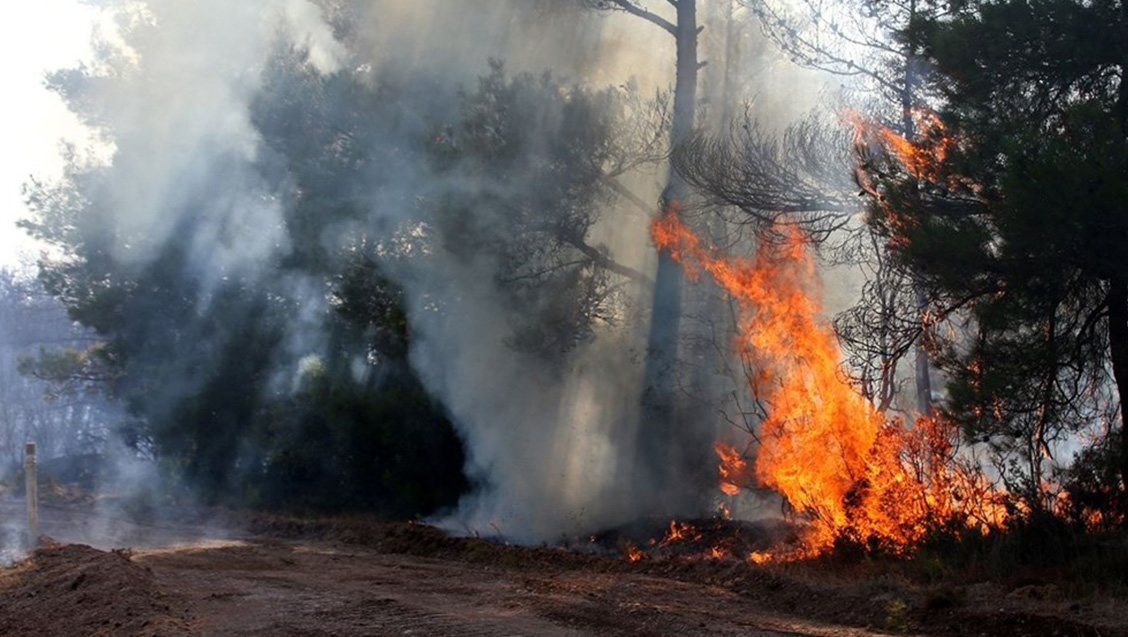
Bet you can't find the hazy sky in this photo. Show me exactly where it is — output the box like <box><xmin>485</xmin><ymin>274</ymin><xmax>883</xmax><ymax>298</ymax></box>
<box><xmin>0</xmin><ymin>0</ymin><xmax>96</xmax><ymax>268</ymax></box>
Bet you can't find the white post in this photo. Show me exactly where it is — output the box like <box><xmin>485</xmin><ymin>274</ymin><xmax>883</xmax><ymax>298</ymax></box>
<box><xmin>25</xmin><ymin>443</ymin><xmax>37</xmax><ymax>549</ymax></box>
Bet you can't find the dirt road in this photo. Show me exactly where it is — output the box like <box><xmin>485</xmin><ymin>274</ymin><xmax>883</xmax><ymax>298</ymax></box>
<box><xmin>0</xmin><ymin>500</ymin><xmax>1118</xmax><ymax>636</ymax></box>
<box><xmin>137</xmin><ymin>538</ymin><xmax>878</xmax><ymax>637</ymax></box>
<box><xmin>0</xmin><ymin>499</ymin><xmax>881</xmax><ymax>636</ymax></box>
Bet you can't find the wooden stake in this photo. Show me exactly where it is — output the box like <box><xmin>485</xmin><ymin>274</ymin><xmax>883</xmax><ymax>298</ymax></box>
<box><xmin>25</xmin><ymin>443</ymin><xmax>37</xmax><ymax>549</ymax></box>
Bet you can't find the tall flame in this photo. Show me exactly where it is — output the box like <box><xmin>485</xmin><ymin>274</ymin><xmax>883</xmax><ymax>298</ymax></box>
<box><xmin>652</xmin><ymin>209</ymin><xmax>1002</xmax><ymax>557</ymax></box>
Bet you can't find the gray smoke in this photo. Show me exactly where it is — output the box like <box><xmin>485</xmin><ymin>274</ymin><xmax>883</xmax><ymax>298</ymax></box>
<box><xmin>32</xmin><ymin>0</ymin><xmax>833</xmax><ymax>543</ymax></box>
<box><xmin>337</xmin><ymin>1</ymin><xmax>665</xmax><ymax>539</ymax></box>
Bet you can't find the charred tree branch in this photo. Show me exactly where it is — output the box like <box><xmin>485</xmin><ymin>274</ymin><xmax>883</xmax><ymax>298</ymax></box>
<box><xmin>605</xmin><ymin>0</ymin><xmax>677</xmax><ymax>35</ymax></box>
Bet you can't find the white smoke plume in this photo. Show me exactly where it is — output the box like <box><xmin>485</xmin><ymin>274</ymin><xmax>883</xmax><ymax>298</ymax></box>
<box><xmin>32</xmin><ymin>0</ymin><xmax>834</xmax><ymax>543</ymax></box>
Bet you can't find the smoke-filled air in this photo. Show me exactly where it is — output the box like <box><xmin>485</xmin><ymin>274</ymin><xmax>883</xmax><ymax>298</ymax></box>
<box><xmin>2</xmin><ymin>1</ymin><xmax>1127</xmax><ymax>634</ymax></box>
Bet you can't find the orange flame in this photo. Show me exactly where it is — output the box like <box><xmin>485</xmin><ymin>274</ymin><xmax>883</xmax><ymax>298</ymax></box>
<box><xmin>849</xmin><ymin>108</ymin><xmax>982</xmax><ymax>225</ymax></box>
<box><xmin>748</xmin><ymin>551</ymin><xmax>772</xmax><ymax>565</ymax></box>
<box><xmin>714</xmin><ymin>442</ymin><xmax>753</xmax><ymax>496</ymax></box>
<box><xmin>652</xmin><ymin>208</ymin><xmax>1004</xmax><ymax>557</ymax></box>
<box><xmin>624</xmin><ymin>541</ymin><xmax>645</xmax><ymax>562</ymax></box>
<box><xmin>658</xmin><ymin>520</ymin><xmax>703</xmax><ymax>547</ymax></box>
<box><xmin>719</xmin><ymin>483</ymin><xmax>742</xmax><ymax>497</ymax></box>
<box><xmin>853</xmin><ymin>109</ymin><xmax>955</xmax><ymax>183</ymax></box>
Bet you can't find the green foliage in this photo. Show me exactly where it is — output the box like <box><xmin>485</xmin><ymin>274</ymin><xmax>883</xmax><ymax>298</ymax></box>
<box><xmin>332</xmin><ymin>258</ymin><xmax>411</xmax><ymax>361</ymax></box>
<box><xmin>909</xmin><ymin>510</ymin><xmax>1128</xmax><ymax>594</ymax></box>
<box><xmin>883</xmin><ymin>598</ymin><xmax>910</xmax><ymax>633</ymax></box>
<box><xmin>420</xmin><ymin>59</ymin><xmax>651</xmax><ymax>362</ymax></box>
<box><xmin>19</xmin><ymin>33</ymin><xmax>472</xmax><ymax>514</ymax></box>
<box><xmin>862</xmin><ymin>0</ymin><xmax>1128</xmax><ymax>499</ymax></box>
<box><xmin>1061</xmin><ymin>430</ymin><xmax>1127</xmax><ymax>529</ymax></box>
<box><xmin>253</xmin><ymin>375</ymin><xmax>469</xmax><ymax>516</ymax></box>
<box><xmin>17</xmin><ymin>343</ymin><xmax>120</xmax><ymax>400</ymax></box>
<box><xmin>20</xmin><ymin>9</ymin><xmax>652</xmax><ymax>516</ymax></box>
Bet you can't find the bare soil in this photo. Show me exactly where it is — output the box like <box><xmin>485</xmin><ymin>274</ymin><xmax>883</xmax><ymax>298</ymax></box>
<box><xmin>0</xmin><ymin>503</ymin><xmax>1123</xmax><ymax>636</ymax></box>
<box><xmin>0</xmin><ymin>542</ymin><xmax>186</xmax><ymax>636</ymax></box>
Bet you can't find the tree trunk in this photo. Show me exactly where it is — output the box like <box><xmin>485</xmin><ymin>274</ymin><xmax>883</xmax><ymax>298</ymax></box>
<box><xmin>901</xmin><ymin>0</ymin><xmax>933</xmax><ymax>416</ymax></box>
<box><xmin>1108</xmin><ymin>280</ymin><xmax>1128</xmax><ymax>493</ymax></box>
<box><xmin>902</xmin><ymin>107</ymin><xmax>934</xmax><ymax>416</ymax></box>
<box><xmin>1111</xmin><ymin>0</ymin><xmax>1128</xmax><ymax>498</ymax></box>
<box><xmin>638</xmin><ymin>0</ymin><xmax>698</xmax><ymax>510</ymax></box>
<box><xmin>719</xmin><ymin>0</ymin><xmax>740</xmax><ymax>129</ymax></box>
<box><xmin>913</xmin><ymin>288</ymin><xmax>933</xmax><ymax>414</ymax></box>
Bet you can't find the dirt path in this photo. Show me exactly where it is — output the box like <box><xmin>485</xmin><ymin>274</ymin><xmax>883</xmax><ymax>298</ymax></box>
<box><xmin>0</xmin><ymin>497</ymin><xmax>882</xmax><ymax>635</ymax></box>
<box><xmin>138</xmin><ymin>538</ymin><xmax>879</xmax><ymax>637</ymax></box>
<box><xmin>0</xmin><ymin>501</ymin><xmax>1118</xmax><ymax>636</ymax></box>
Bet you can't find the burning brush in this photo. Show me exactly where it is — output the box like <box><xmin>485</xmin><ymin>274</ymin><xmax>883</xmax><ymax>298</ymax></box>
<box><xmin>651</xmin><ymin>205</ymin><xmax>1005</xmax><ymax>562</ymax></box>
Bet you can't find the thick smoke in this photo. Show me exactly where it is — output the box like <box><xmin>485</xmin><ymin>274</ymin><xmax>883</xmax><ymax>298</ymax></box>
<box><xmin>89</xmin><ymin>0</ymin><xmax>340</xmax><ymax>271</ymax></box>
<box><xmin>34</xmin><ymin>0</ymin><xmax>832</xmax><ymax>542</ymax></box>
<box><xmin>341</xmin><ymin>1</ymin><xmax>668</xmax><ymax>539</ymax></box>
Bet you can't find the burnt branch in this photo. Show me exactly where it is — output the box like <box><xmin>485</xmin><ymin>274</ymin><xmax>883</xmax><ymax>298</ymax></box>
<box><xmin>587</xmin><ymin>0</ymin><xmax>678</xmax><ymax>35</ymax></box>
<box><xmin>673</xmin><ymin>112</ymin><xmax>860</xmax><ymax>244</ymax></box>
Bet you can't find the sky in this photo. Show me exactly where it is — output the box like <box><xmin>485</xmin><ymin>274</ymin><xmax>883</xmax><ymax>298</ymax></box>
<box><xmin>0</xmin><ymin>0</ymin><xmax>97</xmax><ymax>269</ymax></box>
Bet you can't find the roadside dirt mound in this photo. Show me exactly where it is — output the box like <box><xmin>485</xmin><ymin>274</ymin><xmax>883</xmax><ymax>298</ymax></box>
<box><xmin>0</xmin><ymin>542</ymin><xmax>186</xmax><ymax>637</ymax></box>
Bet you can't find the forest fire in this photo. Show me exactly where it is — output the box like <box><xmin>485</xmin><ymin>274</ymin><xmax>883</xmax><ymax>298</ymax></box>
<box><xmin>651</xmin><ymin>208</ymin><xmax>1004</xmax><ymax>559</ymax></box>
<box><xmin>859</xmin><ymin>109</ymin><xmax>954</xmax><ymax>182</ymax></box>
<box><xmin>850</xmin><ymin>107</ymin><xmax>982</xmax><ymax>198</ymax></box>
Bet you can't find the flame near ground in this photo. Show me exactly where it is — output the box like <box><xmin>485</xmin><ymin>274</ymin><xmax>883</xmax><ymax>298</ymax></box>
<box><xmin>650</xmin><ymin>208</ymin><xmax>1005</xmax><ymax>561</ymax></box>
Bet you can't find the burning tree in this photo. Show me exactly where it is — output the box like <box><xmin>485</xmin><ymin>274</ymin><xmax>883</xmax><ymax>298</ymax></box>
<box><xmin>661</xmin><ymin>0</ymin><xmax>1128</xmax><ymax>549</ymax></box>
<box><xmin>652</xmin><ymin>208</ymin><xmax>1006</xmax><ymax>557</ymax></box>
<box><xmin>857</xmin><ymin>0</ymin><xmax>1128</xmax><ymax>514</ymax></box>
<box><xmin>678</xmin><ymin>0</ymin><xmax>957</xmax><ymax>418</ymax></box>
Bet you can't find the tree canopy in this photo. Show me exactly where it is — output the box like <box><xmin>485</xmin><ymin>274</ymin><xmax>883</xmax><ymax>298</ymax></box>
<box><xmin>860</xmin><ymin>0</ymin><xmax>1128</xmax><ymax>503</ymax></box>
<box><xmin>22</xmin><ymin>11</ymin><xmax>659</xmax><ymax>513</ymax></box>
